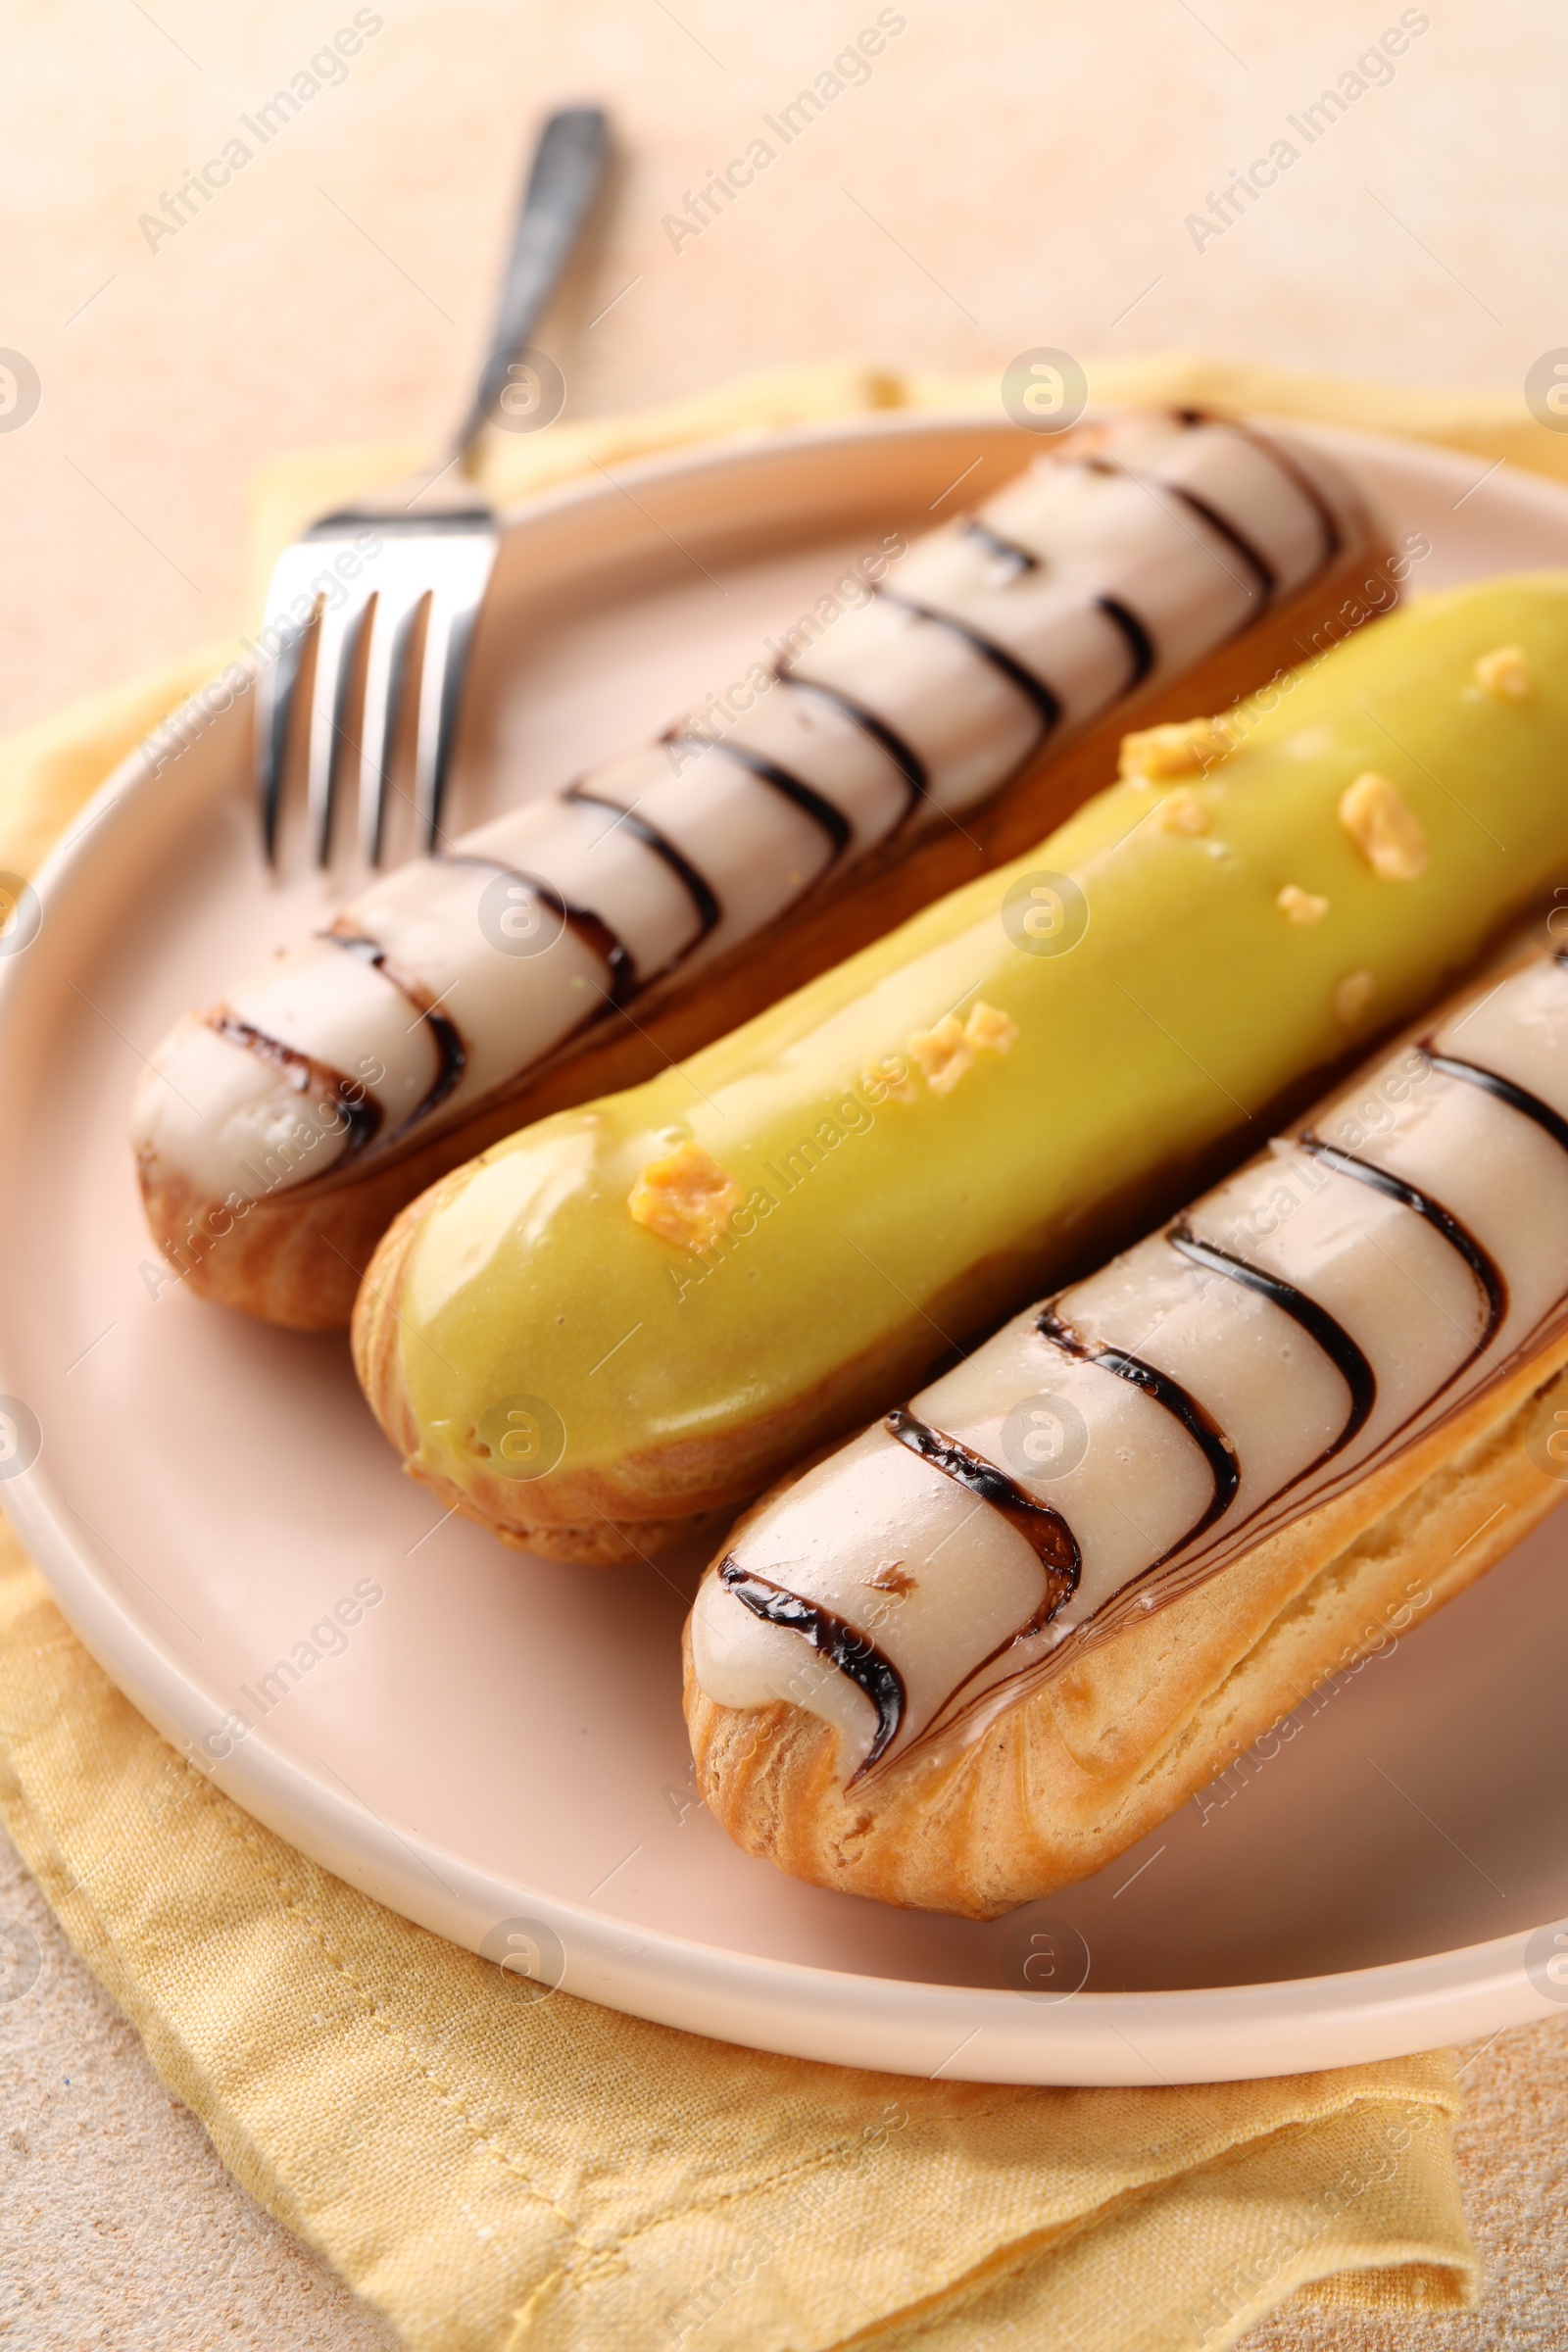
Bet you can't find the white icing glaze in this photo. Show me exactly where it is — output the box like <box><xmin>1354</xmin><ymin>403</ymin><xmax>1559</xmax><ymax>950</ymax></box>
<box><xmin>785</xmin><ymin>594</ymin><xmax>1046</xmax><ymax>815</ymax></box>
<box><xmin>133</xmin><ymin>413</ymin><xmax>1353</xmax><ymax>1209</ymax></box>
<box><xmin>714</xmin><ymin>686</ymin><xmax>909</xmax><ymax>855</ymax></box>
<box><xmin>925</xmin><ymin>1327</ymin><xmax>1216</xmax><ymax>1621</ymax></box>
<box><xmin>692</xmin><ymin>1425</ymin><xmax>1051</xmax><ymax>1779</ymax></box>
<box><xmin>578</xmin><ymin>741</ymin><xmax>837</xmax><ymax>962</ymax></box>
<box><xmin>133</xmin><ymin>1015</ymin><xmax>356</xmax><ymax>1201</ymax></box>
<box><xmin>692</xmin><ymin>954</ymin><xmax>1568</xmax><ymax>1783</ymax></box>
<box><xmin>465</xmin><ymin>779</ymin><xmax>701</xmax><ymax>977</ymax></box>
<box><xmin>227</xmin><ymin>936</ymin><xmax>437</xmax><ymax>1129</ymax></box>
<box><xmin>911</xmin><ymin>571</ymin><xmax>1138</xmax><ymax>736</ymax></box>
<box><xmin>352</xmin><ymin>854</ymin><xmax>609</xmax><ymax>1107</ymax></box>
<box><xmin>983</xmin><ymin>461</ymin><xmax>1254</xmax><ymax>677</ymax></box>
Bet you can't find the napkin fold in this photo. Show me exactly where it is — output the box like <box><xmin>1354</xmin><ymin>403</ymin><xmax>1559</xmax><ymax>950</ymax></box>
<box><xmin>0</xmin><ymin>354</ymin><xmax>1515</xmax><ymax>2351</ymax></box>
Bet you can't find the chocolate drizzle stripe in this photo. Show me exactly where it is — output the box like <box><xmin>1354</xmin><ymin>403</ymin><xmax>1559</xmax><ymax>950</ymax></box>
<box><xmin>959</xmin><ymin>517</ymin><xmax>1039</xmax><ymax>574</ymax></box>
<box><xmin>205</xmin><ymin>1013</ymin><xmax>382</xmax><ymax>1158</ymax></box>
<box><xmin>564</xmin><ymin>782</ymin><xmax>721</xmax><ymax>941</ymax></box>
<box><xmin>884</xmin><ymin>1406</ymin><xmax>1080</xmax><ymax>1592</ymax></box>
<box><xmin>1097</xmin><ymin>594</ymin><xmax>1156</xmax><ymax>689</ymax></box>
<box><xmin>320</xmin><ymin>928</ymin><xmax>466</xmax><ymax>1137</ymax></box>
<box><xmin>1298</xmin><ymin>1135</ymin><xmax>1508</xmax><ymax>1344</ymax></box>
<box><xmin>856</xmin><ymin>1404</ymin><xmax>1083</xmax><ymax>1777</ymax></box>
<box><xmin>1423</xmin><ymin>1051</ymin><xmax>1568</xmax><ymax>1157</ymax></box>
<box><xmin>775</xmin><ymin>673</ymin><xmax>928</xmax><ymax>810</ymax></box>
<box><xmin>1078</xmin><ymin>437</ymin><xmax>1280</xmax><ymax>602</ymax></box>
<box><xmin>1038</xmin><ymin>1310</ymin><xmax>1241</xmax><ymax>1547</ymax></box>
<box><xmin>875</xmin><ymin>589</ymin><xmax>1062</xmax><ymax>737</ymax></box>
<box><xmin>1230</xmin><ymin>422</ymin><xmax>1344</xmax><ymax>564</ymax></box>
<box><xmin>1102</xmin><ymin>1129</ymin><xmax>1526</xmax><ymax>1615</ymax></box>
<box><xmin>1164</xmin><ymin>484</ymin><xmax>1277</xmax><ymax>601</ymax></box>
<box><xmin>718</xmin><ymin>1557</ymin><xmax>906</xmax><ymax>1771</ymax></box>
<box><xmin>437</xmin><ymin>853</ymin><xmax>636</xmax><ymax>1004</ymax></box>
<box><xmin>1166</xmin><ymin>1222</ymin><xmax>1377</xmax><ymax>1453</ymax></box>
<box><xmin>665</xmin><ymin>733</ymin><xmax>851</xmax><ymax>860</ymax></box>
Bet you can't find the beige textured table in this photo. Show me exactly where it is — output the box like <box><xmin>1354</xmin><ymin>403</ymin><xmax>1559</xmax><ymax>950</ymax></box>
<box><xmin>2</xmin><ymin>1</ymin><xmax>1565</xmax><ymax>2342</ymax></box>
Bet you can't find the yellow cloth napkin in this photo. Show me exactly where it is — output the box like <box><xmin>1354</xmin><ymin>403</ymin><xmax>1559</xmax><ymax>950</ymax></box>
<box><xmin>0</xmin><ymin>355</ymin><xmax>1528</xmax><ymax>2351</ymax></box>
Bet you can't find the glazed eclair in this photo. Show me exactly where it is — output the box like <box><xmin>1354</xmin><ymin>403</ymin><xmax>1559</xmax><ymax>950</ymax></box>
<box><xmin>685</xmin><ymin>943</ymin><xmax>1568</xmax><ymax>1916</ymax></box>
<box><xmin>354</xmin><ymin>574</ymin><xmax>1568</xmax><ymax>1566</ymax></box>
<box><xmin>133</xmin><ymin>409</ymin><xmax>1385</xmax><ymax>1328</ymax></box>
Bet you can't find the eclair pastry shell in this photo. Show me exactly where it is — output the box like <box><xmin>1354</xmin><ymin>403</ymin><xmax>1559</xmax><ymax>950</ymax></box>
<box><xmin>683</xmin><ymin>1335</ymin><xmax>1568</xmax><ymax>1918</ymax></box>
<box><xmin>156</xmin><ymin>507</ymin><xmax>1388</xmax><ymax>1332</ymax></box>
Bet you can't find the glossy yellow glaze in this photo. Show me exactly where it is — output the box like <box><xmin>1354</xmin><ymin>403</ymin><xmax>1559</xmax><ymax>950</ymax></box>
<box><xmin>388</xmin><ymin>575</ymin><xmax>1568</xmax><ymax>1503</ymax></box>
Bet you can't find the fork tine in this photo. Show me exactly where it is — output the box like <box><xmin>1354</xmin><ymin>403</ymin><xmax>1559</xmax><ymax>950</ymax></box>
<box><xmin>304</xmin><ymin>593</ymin><xmax>361</xmax><ymax>868</ymax></box>
<box><xmin>413</xmin><ymin>599</ymin><xmax>472</xmax><ymax>853</ymax></box>
<box><xmin>254</xmin><ymin>603</ymin><xmax>314</xmax><ymax>867</ymax></box>
<box><xmin>411</xmin><ymin>534</ymin><xmax>499</xmax><ymax>850</ymax></box>
<box><xmin>356</xmin><ymin>564</ymin><xmax>432</xmax><ymax>868</ymax></box>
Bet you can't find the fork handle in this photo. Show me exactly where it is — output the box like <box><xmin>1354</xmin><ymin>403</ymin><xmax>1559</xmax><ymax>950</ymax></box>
<box><xmin>451</xmin><ymin>106</ymin><xmax>610</xmax><ymax>469</ymax></box>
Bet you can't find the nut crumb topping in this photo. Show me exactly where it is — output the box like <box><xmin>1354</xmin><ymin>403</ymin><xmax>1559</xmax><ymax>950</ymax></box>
<box><xmin>1118</xmin><ymin>715</ymin><xmax>1234</xmax><ymax>782</ymax></box>
<box><xmin>963</xmin><ymin>1000</ymin><xmax>1018</xmax><ymax>1054</ymax></box>
<box><xmin>908</xmin><ymin>1014</ymin><xmax>970</xmax><ymax>1094</ymax></box>
<box><xmin>1277</xmin><ymin>882</ymin><xmax>1330</xmax><ymax>925</ymax></box>
<box><xmin>861</xmin><ymin>1054</ymin><xmax>917</xmax><ymax>1104</ymax></box>
<box><xmin>1334</xmin><ymin>969</ymin><xmax>1376</xmax><ymax>1027</ymax></box>
<box><xmin>628</xmin><ymin>1142</ymin><xmax>742</xmax><ymax>1251</ymax></box>
<box><xmin>1337</xmin><ymin>771</ymin><xmax>1428</xmax><ymax>882</ymax></box>
<box><xmin>908</xmin><ymin>1000</ymin><xmax>1018</xmax><ymax>1095</ymax></box>
<box><xmin>1472</xmin><ymin>644</ymin><xmax>1531</xmax><ymax>700</ymax></box>
<box><xmin>1157</xmin><ymin>789</ymin><xmax>1210</xmax><ymax>836</ymax></box>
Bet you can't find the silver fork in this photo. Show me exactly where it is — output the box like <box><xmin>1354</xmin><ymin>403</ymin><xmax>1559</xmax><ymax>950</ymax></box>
<box><xmin>254</xmin><ymin>105</ymin><xmax>611</xmax><ymax>871</ymax></box>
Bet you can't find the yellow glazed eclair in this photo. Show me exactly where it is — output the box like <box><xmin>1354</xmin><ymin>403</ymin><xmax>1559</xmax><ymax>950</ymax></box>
<box><xmin>354</xmin><ymin>574</ymin><xmax>1568</xmax><ymax>1566</ymax></box>
<box><xmin>135</xmin><ymin>411</ymin><xmax>1386</xmax><ymax>1328</ymax></box>
<box><xmin>683</xmin><ymin>944</ymin><xmax>1568</xmax><ymax>1916</ymax></box>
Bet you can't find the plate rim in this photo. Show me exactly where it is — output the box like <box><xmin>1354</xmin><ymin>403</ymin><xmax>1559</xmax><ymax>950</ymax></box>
<box><xmin>4</xmin><ymin>406</ymin><xmax>1567</xmax><ymax>2084</ymax></box>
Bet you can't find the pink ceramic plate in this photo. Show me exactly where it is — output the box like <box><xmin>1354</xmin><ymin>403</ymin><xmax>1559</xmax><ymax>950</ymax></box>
<box><xmin>3</xmin><ymin>412</ymin><xmax>1567</xmax><ymax>2082</ymax></box>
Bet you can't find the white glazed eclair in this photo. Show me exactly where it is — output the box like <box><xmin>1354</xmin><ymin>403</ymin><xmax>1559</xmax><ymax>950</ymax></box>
<box><xmin>685</xmin><ymin>942</ymin><xmax>1568</xmax><ymax>1917</ymax></box>
<box><xmin>133</xmin><ymin>410</ymin><xmax>1385</xmax><ymax>1327</ymax></box>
